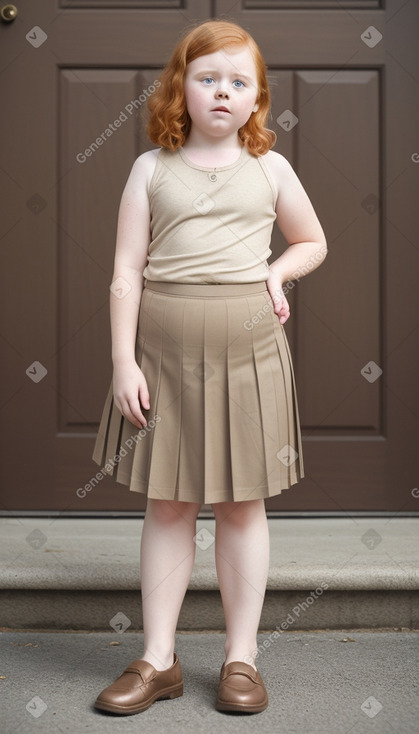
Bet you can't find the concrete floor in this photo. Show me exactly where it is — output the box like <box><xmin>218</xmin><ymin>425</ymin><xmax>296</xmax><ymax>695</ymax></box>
<box><xmin>1</xmin><ymin>629</ymin><xmax>418</xmax><ymax>734</ymax></box>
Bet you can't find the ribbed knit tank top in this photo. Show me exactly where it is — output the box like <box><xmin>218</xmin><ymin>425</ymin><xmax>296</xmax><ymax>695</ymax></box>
<box><xmin>142</xmin><ymin>144</ymin><xmax>278</xmax><ymax>284</ymax></box>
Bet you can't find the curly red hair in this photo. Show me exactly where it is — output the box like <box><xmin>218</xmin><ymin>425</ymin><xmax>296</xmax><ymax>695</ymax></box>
<box><xmin>146</xmin><ymin>19</ymin><xmax>276</xmax><ymax>156</ymax></box>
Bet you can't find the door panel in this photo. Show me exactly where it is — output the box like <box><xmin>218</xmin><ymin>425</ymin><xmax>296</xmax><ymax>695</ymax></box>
<box><xmin>295</xmin><ymin>70</ymin><xmax>380</xmax><ymax>432</ymax></box>
<box><xmin>59</xmin><ymin>68</ymin><xmax>160</xmax><ymax>430</ymax></box>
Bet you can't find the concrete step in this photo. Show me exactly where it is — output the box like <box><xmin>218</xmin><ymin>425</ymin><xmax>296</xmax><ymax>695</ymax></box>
<box><xmin>1</xmin><ymin>517</ymin><xmax>418</xmax><ymax>630</ymax></box>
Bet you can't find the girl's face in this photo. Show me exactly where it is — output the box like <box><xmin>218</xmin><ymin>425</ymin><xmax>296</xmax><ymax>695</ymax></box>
<box><xmin>183</xmin><ymin>46</ymin><xmax>259</xmax><ymax>142</ymax></box>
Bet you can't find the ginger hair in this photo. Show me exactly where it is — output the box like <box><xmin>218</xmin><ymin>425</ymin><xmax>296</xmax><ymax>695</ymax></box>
<box><xmin>146</xmin><ymin>19</ymin><xmax>276</xmax><ymax>156</ymax></box>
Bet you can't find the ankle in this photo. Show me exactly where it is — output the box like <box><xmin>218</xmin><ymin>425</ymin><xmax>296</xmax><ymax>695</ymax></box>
<box><xmin>224</xmin><ymin>644</ymin><xmax>258</xmax><ymax>670</ymax></box>
<box><xmin>141</xmin><ymin>649</ymin><xmax>175</xmax><ymax>671</ymax></box>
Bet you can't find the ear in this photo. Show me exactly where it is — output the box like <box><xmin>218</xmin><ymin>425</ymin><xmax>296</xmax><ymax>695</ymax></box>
<box><xmin>252</xmin><ymin>104</ymin><xmax>259</xmax><ymax>113</ymax></box>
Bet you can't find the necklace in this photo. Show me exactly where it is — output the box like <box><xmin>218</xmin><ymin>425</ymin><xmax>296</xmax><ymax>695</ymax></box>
<box><xmin>180</xmin><ymin>145</ymin><xmax>243</xmax><ymax>181</ymax></box>
<box><xmin>207</xmin><ymin>146</ymin><xmax>244</xmax><ymax>180</ymax></box>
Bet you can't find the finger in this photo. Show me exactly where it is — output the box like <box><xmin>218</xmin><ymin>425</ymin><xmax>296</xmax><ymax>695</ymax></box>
<box><xmin>279</xmin><ymin>308</ymin><xmax>290</xmax><ymax>324</ymax></box>
<box><xmin>138</xmin><ymin>383</ymin><xmax>150</xmax><ymax>411</ymax></box>
<box><xmin>119</xmin><ymin>397</ymin><xmax>147</xmax><ymax>429</ymax></box>
<box><xmin>274</xmin><ymin>298</ymin><xmax>286</xmax><ymax>315</ymax></box>
<box><xmin>128</xmin><ymin>399</ymin><xmax>148</xmax><ymax>428</ymax></box>
<box><xmin>128</xmin><ymin>412</ymin><xmax>147</xmax><ymax>430</ymax></box>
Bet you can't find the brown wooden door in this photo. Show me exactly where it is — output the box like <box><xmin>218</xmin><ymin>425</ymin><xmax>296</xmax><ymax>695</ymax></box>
<box><xmin>1</xmin><ymin>0</ymin><xmax>418</xmax><ymax>513</ymax></box>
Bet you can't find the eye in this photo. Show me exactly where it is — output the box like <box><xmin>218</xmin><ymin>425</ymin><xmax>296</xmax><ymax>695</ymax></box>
<box><xmin>233</xmin><ymin>80</ymin><xmax>245</xmax><ymax>88</ymax></box>
<box><xmin>202</xmin><ymin>77</ymin><xmax>214</xmax><ymax>85</ymax></box>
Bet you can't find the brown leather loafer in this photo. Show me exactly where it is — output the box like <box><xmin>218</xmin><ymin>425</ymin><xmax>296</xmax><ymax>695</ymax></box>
<box><xmin>94</xmin><ymin>653</ymin><xmax>183</xmax><ymax>715</ymax></box>
<box><xmin>216</xmin><ymin>660</ymin><xmax>268</xmax><ymax>713</ymax></box>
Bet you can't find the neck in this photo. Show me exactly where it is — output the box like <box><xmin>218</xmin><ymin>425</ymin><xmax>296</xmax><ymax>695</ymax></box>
<box><xmin>181</xmin><ymin>133</ymin><xmax>244</xmax><ymax>168</ymax></box>
<box><xmin>183</xmin><ymin>130</ymin><xmax>243</xmax><ymax>154</ymax></box>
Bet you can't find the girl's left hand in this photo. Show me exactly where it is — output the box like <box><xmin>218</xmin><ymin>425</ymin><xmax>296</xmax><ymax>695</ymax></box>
<box><xmin>266</xmin><ymin>270</ymin><xmax>290</xmax><ymax>324</ymax></box>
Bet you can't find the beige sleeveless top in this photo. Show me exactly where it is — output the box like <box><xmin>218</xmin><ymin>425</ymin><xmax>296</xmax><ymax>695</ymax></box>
<box><xmin>142</xmin><ymin>144</ymin><xmax>278</xmax><ymax>284</ymax></box>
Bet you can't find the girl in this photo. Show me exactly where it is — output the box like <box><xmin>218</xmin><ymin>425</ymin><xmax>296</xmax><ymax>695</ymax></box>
<box><xmin>92</xmin><ymin>18</ymin><xmax>327</xmax><ymax>716</ymax></box>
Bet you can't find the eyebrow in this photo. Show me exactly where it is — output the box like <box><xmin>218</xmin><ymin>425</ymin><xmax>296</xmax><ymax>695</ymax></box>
<box><xmin>194</xmin><ymin>69</ymin><xmax>254</xmax><ymax>83</ymax></box>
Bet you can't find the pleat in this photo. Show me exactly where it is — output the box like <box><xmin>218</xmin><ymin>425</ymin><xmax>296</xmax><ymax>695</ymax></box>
<box><xmin>147</xmin><ymin>293</ymin><xmax>184</xmax><ymax>500</ymax></box>
<box><xmin>91</xmin><ymin>380</ymin><xmax>114</xmax><ymax>466</ymax></box>
<box><xmin>248</xmin><ymin>294</ymin><xmax>284</xmax><ymax>498</ymax></box>
<box><xmin>104</xmin><ymin>398</ymin><xmax>124</xmax><ymax>475</ymax></box>
<box><xmin>91</xmin><ymin>386</ymin><xmax>125</xmax><ymax>482</ymax></box>
<box><xmin>176</xmin><ymin>297</ymin><xmax>205</xmax><ymax>501</ymax></box>
<box><xmin>226</xmin><ymin>296</ymin><xmax>267</xmax><ymax>502</ymax></box>
<box><xmin>272</xmin><ymin>314</ymin><xmax>304</xmax><ymax>489</ymax></box>
<box><xmin>272</xmin><ymin>319</ymin><xmax>305</xmax><ymax>484</ymax></box>
<box><xmin>203</xmin><ymin>298</ymin><xmax>233</xmax><ymax>503</ymax></box>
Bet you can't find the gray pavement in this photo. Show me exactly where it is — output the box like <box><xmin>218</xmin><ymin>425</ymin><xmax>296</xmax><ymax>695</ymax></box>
<box><xmin>0</xmin><ymin>629</ymin><xmax>418</xmax><ymax>734</ymax></box>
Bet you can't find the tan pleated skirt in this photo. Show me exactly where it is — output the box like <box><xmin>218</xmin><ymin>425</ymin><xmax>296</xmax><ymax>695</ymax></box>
<box><xmin>92</xmin><ymin>280</ymin><xmax>304</xmax><ymax>504</ymax></box>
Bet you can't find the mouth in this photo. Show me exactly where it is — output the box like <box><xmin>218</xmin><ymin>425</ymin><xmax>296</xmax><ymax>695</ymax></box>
<box><xmin>211</xmin><ymin>107</ymin><xmax>230</xmax><ymax>113</ymax></box>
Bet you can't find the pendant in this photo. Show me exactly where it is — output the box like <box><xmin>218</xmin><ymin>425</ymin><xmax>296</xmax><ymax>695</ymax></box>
<box><xmin>208</xmin><ymin>172</ymin><xmax>217</xmax><ymax>182</ymax></box>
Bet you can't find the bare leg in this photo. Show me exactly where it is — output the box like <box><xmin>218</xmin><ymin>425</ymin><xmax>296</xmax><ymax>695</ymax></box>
<box><xmin>140</xmin><ymin>498</ymin><xmax>201</xmax><ymax>670</ymax></box>
<box><xmin>211</xmin><ymin>499</ymin><xmax>270</xmax><ymax>669</ymax></box>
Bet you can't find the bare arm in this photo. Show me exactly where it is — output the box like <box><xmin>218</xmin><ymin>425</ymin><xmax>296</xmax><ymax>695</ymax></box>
<box><xmin>266</xmin><ymin>152</ymin><xmax>328</xmax><ymax>324</ymax></box>
<box><xmin>110</xmin><ymin>151</ymin><xmax>155</xmax><ymax>428</ymax></box>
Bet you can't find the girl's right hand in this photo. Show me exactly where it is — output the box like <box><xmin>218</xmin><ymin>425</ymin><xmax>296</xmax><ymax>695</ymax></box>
<box><xmin>112</xmin><ymin>361</ymin><xmax>150</xmax><ymax>429</ymax></box>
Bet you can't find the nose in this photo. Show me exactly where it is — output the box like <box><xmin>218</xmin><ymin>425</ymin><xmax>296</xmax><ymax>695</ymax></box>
<box><xmin>215</xmin><ymin>83</ymin><xmax>229</xmax><ymax>98</ymax></box>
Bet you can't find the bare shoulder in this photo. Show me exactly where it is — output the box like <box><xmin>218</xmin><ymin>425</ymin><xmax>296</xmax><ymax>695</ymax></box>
<box><xmin>134</xmin><ymin>147</ymin><xmax>161</xmax><ymax>170</ymax></box>
<box><xmin>259</xmin><ymin>149</ymin><xmax>294</xmax><ymax>182</ymax></box>
<box><xmin>127</xmin><ymin>148</ymin><xmax>161</xmax><ymax>195</ymax></box>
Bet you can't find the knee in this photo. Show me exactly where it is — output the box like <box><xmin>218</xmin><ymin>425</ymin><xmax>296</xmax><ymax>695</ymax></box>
<box><xmin>147</xmin><ymin>498</ymin><xmax>201</xmax><ymax>525</ymax></box>
<box><xmin>211</xmin><ymin>499</ymin><xmax>265</xmax><ymax>527</ymax></box>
